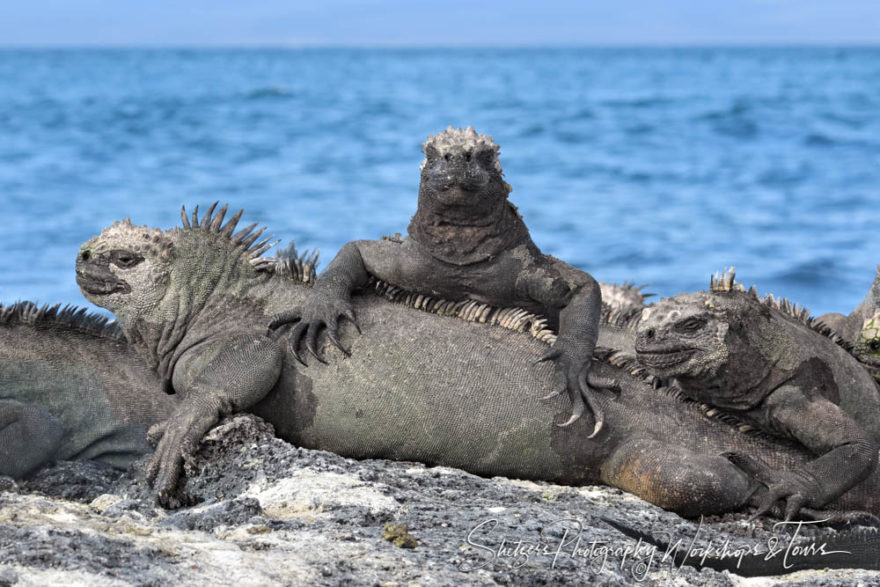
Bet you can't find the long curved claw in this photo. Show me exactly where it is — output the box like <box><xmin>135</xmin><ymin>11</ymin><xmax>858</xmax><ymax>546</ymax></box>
<box><xmin>268</xmin><ymin>310</ymin><xmax>301</xmax><ymax>332</ymax></box>
<box><xmin>289</xmin><ymin>322</ymin><xmax>309</xmax><ymax>366</ymax></box>
<box><xmin>535</xmin><ymin>348</ymin><xmax>561</xmax><ymax>365</ymax></box>
<box><xmin>579</xmin><ymin>368</ymin><xmax>605</xmax><ymax>438</ymax></box>
<box><xmin>558</xmin><ymin>390</ymin><xmax>585</xmax><ymax>428</ymax></box>
<box><xmin>342</xmin><ymin>309</ymin><xmax>361</xmax><ymax>334</ymax></box>
<box><xmin>725</xmin><ymin>452</ymin><xmax>812</xmax><ymax>521</ymax></box>
<box><xmin>327</xmin><ymin>330</ymin><xmax>351</xmax><ymax>357</ymax></box>
<box><xmin>305</xmin><ymin>322</ymin><xmax>328</xmax><ymax>364</ymax></box>
<box><xmin>541</xmin><ymin>388</ymin><xmax>565</xmax><ymax>401</ymax></box>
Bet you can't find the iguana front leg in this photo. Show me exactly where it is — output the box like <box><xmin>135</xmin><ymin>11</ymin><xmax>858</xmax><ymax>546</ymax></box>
<box><xmin>525</xmin><ymin>268</ymin><xmax>604</xmax><ymax>435</ymax></box>
<box><xmin>146</xmin><ymin>334</ymin><xmax>284</xmax><ymax>506</ymax></box>
<box><xmin>269</xmin><ymin>241</ymin><xmax>371</xmax><ymax>364</ymax></box>
<box><xmin>0</xmin><ymin>400</ymin><xmax>64</xmax><ymax>479</ymax></box>
<box><xmin>726</xmin><ymin>385</ymin><xmax>878</xmax><ymax>520</ymax></box>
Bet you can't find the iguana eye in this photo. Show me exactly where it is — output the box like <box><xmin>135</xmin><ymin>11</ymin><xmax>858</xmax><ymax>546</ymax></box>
<box><xmin>869</xmin><ymin>340</ymin><xmax>880</xmax><ymax>352</ymax></box>
<box><xmin>676</xmin><ymin>317</ymin><xmax>706</xmax><ymax>333</ymax></box>
<box><xmin>111</xmin><ymin>250</ymin><xmax>143</xmax><ymax>269</ymax></box>
<box><xmin>476</xmin><ymin>150</ymin><xmax>495</xmax><ymax>169</ymax></box>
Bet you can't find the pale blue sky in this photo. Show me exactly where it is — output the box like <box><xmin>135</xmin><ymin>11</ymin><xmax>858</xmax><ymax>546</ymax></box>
<box><xmin>2</xmin><ymin>0</ymin><xmax>879</xmax><ymax>47</ymax></box>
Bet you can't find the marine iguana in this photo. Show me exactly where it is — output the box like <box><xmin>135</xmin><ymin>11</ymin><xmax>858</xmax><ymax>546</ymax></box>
<box><xmin>818</xmin><ymin>264</ymin><xmax>880</xmax><ymax>383</ymax></box>
<box><xmin>634</xmin><ymin>268</ymin><xmax>880</xmax><ymax>520</ymax></box>
<box><xmin>75</xmin><ymin>205</ymin><xmax>880</xmax><ymax>520</ymax></box>
<box><xmin>270</xmin><ymin>127</ymin><xmax>606</xmax><ymax>433</ymax></box>
<box><xmin>0</xmin><ymin>302</ymin><xmax>176</xmax><ymax>478</ymax></box>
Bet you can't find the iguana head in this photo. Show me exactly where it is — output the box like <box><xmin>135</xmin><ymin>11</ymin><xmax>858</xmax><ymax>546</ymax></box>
<box><xmin>76</xmin><ymin>203</ymin><xmax>277</xmax><ymax>371</ymax></box>
<box><xmin>634</xmin><ymin>269</ymin><xmax>777</xmax><ymax>395</ymax></box>
<box><xmin>853</xmin><ymin>311</ymin><xmax>880</xmax><ymax>382</ymax></box>
<box><xmin>418</xmin><ymin>126</ymin><xmax>511</xmax><ymax>221</ymax></box>
<box><xmin>76</xmin><ymin>218</ymin><xmax>174</xmax><ymax>316</ymax></box>
<box><xmin>635</xmin><ymin>292</ymin><xmax>732</xmax><ymax>380</ymax></box>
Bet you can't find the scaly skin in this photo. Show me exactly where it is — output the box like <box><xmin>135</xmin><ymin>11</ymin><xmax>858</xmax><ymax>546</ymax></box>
<box><xmin>635</xmin><ymin>269</ymin><xmax>880</xmax><ymax>520</ymax></box>
<box><xmin>599</xmin><ymin>282</ymin><xmax>651</xmax><ymax>316</ymax></box>
<box><xmin>272</xmin><ymin>127</ymin><xmax>605</xmax><ymax>433</ymax></box>
<box><xmin>817</xmin><ymin>264</ymin><xmax>880</xmax><ymax>383</ymax></box>
<box><xmin>74</xmin><ymin>204</ymin><xmax>880</xmax><ymax>520</ymax></box>
<box><xmin>0</xmin><ymin>302</ymin><xmax>177</xmax><ymax>477</ymax></box>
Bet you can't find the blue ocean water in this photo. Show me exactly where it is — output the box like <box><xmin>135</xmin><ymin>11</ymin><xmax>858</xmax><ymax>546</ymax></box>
<box><xmin>0</xmin><ymin>48</ymin><xmax>878</xmax><ymax>316</ymax></box>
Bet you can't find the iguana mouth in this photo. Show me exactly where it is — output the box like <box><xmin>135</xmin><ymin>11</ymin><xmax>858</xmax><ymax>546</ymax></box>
<box><xmin>635</xmin><ymin>347</ymin><xmax>697</xmax><ymax>369</ymax></box>
<box><xmin>76</xmin><ymin>271</ymin><xmax>131</xmax><ymax>296</ymax></box>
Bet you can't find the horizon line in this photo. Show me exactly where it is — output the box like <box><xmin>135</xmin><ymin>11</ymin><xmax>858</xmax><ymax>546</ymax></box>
<box><xmin>1</xmin><ymin>42</ymin><xmax>879</xmax><ymax>51</ymax></box>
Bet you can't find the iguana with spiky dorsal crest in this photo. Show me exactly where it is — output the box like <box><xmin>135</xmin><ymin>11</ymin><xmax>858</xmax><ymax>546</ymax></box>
<box><xmin>0</xmin><ymin>301</ymin><xmax>176</xmax><ymax>478</ymax></box>
<box><xmin>599</xmin><ymin>281</ymin><xmax>652</xmax><ymax>315</ymax></box>
<box><xmin>635</xmin><ymin>268</ymin><xmax>880</xmax><ymax>520</ymax></box>
<box><xmin>76</xmin><ymin>204</ymin><xmax>880</xmax><ymax>524</ymax></box>
<box><xmin>818</xmin><ymin>264</ymin><xmax>880</xmax><ymax>383</ymax></box>
<box><xmin>269</xmin><ymin>126</ymin><xmax>607</xmax><ymax>433</ymax></box>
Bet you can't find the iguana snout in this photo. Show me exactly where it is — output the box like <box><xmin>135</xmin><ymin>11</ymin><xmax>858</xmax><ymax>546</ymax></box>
<box><xmin>417</xmin><ymin>126</ymin><xmax>512</xmax><ymax>219</ymax></box>
<box><xmin>422</xmin><ymin>147</ymin><xmax>493</xmax><ymax>194</ymax></box>
<box><xmin>76</xmin><ymin>248</ymin><xmax>142</xmax><ymax>295</ymax></box>
<box><xmin>76</xmin><ymin>219</ymin><xmax>174</xmax><ymax>315</ymax></box>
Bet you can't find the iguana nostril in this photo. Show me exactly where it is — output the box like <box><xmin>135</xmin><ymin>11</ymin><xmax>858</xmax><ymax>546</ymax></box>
<box><xmin>81</xmin><ymin>250</ymin><xmax>91</xmax><ymax>261</ymax></box>
<box><xmin>646</xmin><ymin>328</ymin><xmax>655</xmax><ymax>339</ymax></box>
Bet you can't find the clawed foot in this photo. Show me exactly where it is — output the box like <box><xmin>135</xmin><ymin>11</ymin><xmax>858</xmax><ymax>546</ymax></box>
<box><xmin>145</xmin><ymin>408</ymin><xmax>218</xmax><ymax>508</ymax></box>
<box><xmin>268</xmin><ymin>293</ymin><xmax>360</xmax><ymax>365</ymax></box>
<box><xmin>538</xmin><ymin>339</ymin><xmax>616</xmax><ymax>438</ymax></box>
<box><xmin>724</xmin><ymin>451</ymin><xmax>822</xmax><ymax>521</ymax></box>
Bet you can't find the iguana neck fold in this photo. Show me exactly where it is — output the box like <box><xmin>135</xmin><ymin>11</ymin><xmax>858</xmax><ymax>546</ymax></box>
<box><xmin>407</xmin><ymin>201</ymin><xmax>531</xmax><ymax>265</ymax></box>
<box><xmin>119</xmin><ymin>233</ymin><xmax>272</xmax><ymax>381</ymax></box>
<box><xmin>675</xmin><ymin>357</ymin><xmax>780</xmax><ymax>411</ymax></box>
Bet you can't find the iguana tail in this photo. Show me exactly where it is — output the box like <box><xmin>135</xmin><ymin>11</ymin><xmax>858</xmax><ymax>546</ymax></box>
<box><xmin>602</xmin><ymin>517</ymin><xmax>880</xmax><ymax>577</ymax></box>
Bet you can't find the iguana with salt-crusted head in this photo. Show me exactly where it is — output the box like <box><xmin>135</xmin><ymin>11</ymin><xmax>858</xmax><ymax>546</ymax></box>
<box><xmin>270</xmin><ymin>127</ymin><xmax>606</xmax><ymax>433</ymax></box>
<box><xmin>635</xmin><ymin>268</ymin><xmax>880</xmax><ymax>520</ymax></box>
<box><xmin>0</xmin><ymin>302</ymin><xmax>176</xmax><ymax>478</ymax></box>
<box><xmin>74</xmin><ymin>204</ymin><xmax>880</xmax><ymax>522</ymax></box>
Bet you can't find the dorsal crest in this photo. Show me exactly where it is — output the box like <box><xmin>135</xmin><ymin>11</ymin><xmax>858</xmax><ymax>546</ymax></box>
<box><xmin>0</xmin><ymin>301</ymin><xmax>123</xmax><ymax>340</ymax></box>
<box><xmin>179</xmin><ymin>202</ymin><xmax>279</xmax><ymax>259</ymax></box>
<box><xmin>707</xmin><ymin>267</ymin><xmax>851</xmax><ymax>349</ymax></box>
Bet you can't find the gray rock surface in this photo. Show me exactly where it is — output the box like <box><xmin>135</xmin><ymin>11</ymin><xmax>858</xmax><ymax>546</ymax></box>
<box><xmin>1</xmin><ymin>415</ymin><xmax>877</xmax><ymax>586</ymax></box>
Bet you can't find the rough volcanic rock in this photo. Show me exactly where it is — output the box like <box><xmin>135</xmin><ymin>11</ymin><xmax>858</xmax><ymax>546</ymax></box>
<box><xmin>1</xmin><ymin>415</ymin><xmax>877</xmax><ymax>586</ymax></box>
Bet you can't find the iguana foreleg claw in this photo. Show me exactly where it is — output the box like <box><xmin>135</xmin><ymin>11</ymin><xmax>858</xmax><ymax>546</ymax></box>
<box><xmin>724</xmin><ymin>451</ymin><xmax>822</xmax><ymax>521</ymax></box>
<box><xmin>146</xmin><ymin>405</ymin><xmax>219</xmax><ymax>508</ymax></box>
<box><xmin>540</xmin><ymin>341</ymin><xmax>605</xmax><ymax>437</ymax></box>
<box><xmin>269</xmin><ymin>292</ymin><xmax>360</xmax><ymax>364</ymax></box>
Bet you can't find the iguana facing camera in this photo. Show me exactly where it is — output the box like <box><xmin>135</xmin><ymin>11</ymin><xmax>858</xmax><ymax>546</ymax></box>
<box><xmin>271</xmin><ymin>127</ymin><xmax>606</xmax><ymax>432</ymax></box>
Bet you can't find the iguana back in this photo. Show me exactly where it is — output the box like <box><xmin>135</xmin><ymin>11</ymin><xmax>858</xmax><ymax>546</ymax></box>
<box><xmin>0</xmin><ymin>303</ymin><xmax>177</xmax><ymax>476</ymax></box>
<box><xmin>252</xmin><ymin>286</ymin><xmax>880</xmax><ymax>516</ymax></box>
